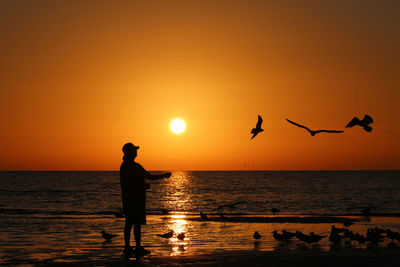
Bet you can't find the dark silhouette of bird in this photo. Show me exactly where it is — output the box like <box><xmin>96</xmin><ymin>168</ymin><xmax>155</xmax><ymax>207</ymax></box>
<box><xmin>331</xmin><ymin>225</ymin><xmax>346</xmax><ymax>234</ymax></box>
<box><xmin>254</xmin><ymin>231</ymin><xmax>262</xmax><ymax>240</ymax></box>
<box><xmin>386</xmin><ymin>229</ymin><xmax>400</xmax><ymax>242</ymax></box>
<box><xmin>343</xmin><ymin>221</ymin><xmax>354</xmax><ymax>227</ymax></box>
<box><xmin>309</xmin><ymin>232</ymin><xmax>327</xmax><ymax>243</ymax></box>
<box><xmin>282</xmin><ymin>230</ymin><xmax>296</xmax><ymax>239</ymax></box>
<box><xmin>366</xmin><ymin>228</ymin><xmax>384</xmax><ymax>244</ymax></box>
<box><xmin>251</xmin><ymin>115</ymin><xmax>264</xmax><ymax>140</ymax></box>
<box><xmin>329</xmin><ymin>231</ymin><xmax>344</xmax><ymax>244</ymax></box>
<box><xmin>296</xmin><ymin>231</ymin><xmax>326</xmax><ymax>244</ymax></box>
<box><xmin>346</xmin><ymin>115</ymin><xmax>373</xmax><ymax>132</ymax></box>
<box><xmin>216</xmin><ymin>201</ymin><xmax>246</xmax><ymax>210</ymax></box>
<box><xmin>157</xmin><ymin>230</ymin><xmax>174</xmax><ymax>239</ymax></box>
<box><xmin>200</xmin><ymin>212</ymin><xmax>208</xmax><ymax>220</ymax></box>
<box><xmin>295</xmin><ymin>231</ymin><xmax>311</xmax><ymax>244</ymax></box>
<box><xmin>286</xmin><ymin>119</ymin><xmax>344</xmax><ymax>136</ymax></box>
<box><xmin>177</xmin><ymin>232</ymin><xmax>185</xmax><ymax>241</ymax></box>
<box><xmin>273</xmin><ymin>231</ymin><xmax>285</xmax><ymax>242</ymax></box>
<box><xmin>355</xmin><ymin>233</ymin><xmax>367</xmax><ymax>246</ymax></box>
<box><xmin>101</xmin><ymin>230</ymin><xmax>118</xmax><ymax>241</ymax></box>
<box><xmin>373</xmin><ymin>227</ymin><xmax>386</xmax><ymax>235</ymax></box>
<box><xmin>343</xmin><ymin>230</ymin><xmax>357</xmax><ymax>242</ymax></box>
<box><xmin>271</xmin><ymin>208</ymin><xmax>280</xmax><ymax>215</ymax></box>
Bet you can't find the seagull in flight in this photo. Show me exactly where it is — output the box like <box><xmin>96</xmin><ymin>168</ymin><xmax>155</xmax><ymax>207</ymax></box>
<box><xmin>346</xmin><ymin>114</ymin><xmax>373</xmax><ymax>132</ymax></box>
<box><xmin>286</xmin><ymin>119</ymin><xmax>344</xmax><ymax>136</ymax></box>
<box><xmin>251</xmin><ymin>115</ymin><xmax>264</xmax><ymax>140</ymax></box>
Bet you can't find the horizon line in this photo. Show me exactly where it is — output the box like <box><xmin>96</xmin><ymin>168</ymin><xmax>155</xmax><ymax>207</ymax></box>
<box><xmin>0</xmin><ymin>169</ymin><xmax>399</xmax><ymax>172</ymax></box>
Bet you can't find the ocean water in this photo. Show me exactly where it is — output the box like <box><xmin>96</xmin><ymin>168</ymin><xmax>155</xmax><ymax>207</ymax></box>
<box><xmin>0</xmin><ymin>171</ymin><xmax>399</xmax><ymax>264</ymax></box>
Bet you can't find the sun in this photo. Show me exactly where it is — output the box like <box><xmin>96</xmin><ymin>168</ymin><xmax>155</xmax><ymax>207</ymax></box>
<box><xmin>170</xmin><ymin>118</ymin><xmax>186</xmax><ymax>134</ymax></box>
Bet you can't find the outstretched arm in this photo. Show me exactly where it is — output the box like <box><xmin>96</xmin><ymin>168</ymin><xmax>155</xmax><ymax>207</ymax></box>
<box><xmin>147</xmin><ymin>172</ymin><xmax>172</xmax><ymax>180</ymax></box>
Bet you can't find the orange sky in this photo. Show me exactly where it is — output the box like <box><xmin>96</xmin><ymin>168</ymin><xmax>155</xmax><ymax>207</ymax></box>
<box><xmin>0</xmin><ymin>1</ymin><xmax>399</xmax><ymax>170</ymax></box>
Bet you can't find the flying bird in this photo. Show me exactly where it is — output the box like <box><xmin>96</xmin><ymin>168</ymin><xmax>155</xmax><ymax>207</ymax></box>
<box><xmin>286</xmin><ymin>119</ymin><xmax>344</xmax><ymax>136</ymax></box>
<box><xmin>254</xmin><ymin>231</ymin><xmax>262</xmax><ymax>240</ymax></box>
<box><xmin>346</xmin><ymin>115</ymin><xmax>373</xmax><ymax>132</ymax></box>
<box><xmin>157</xmin><ymin>230</ymin><xmax>174</xmax><ymax>239</ymax></box>
<box><xmin>101</xmin><ymin>230</ymin><xmax>118</xmax><ymax>241</ymax></box>
<box><xmin>251</xmin><ymin>115</ymin><xmax>264</xmax><ymax>140</ymax></box>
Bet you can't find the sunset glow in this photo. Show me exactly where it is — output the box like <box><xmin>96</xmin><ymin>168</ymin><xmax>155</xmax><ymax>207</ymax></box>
<box><xmin>170</xmin><ymin>119</ymin><xmax>186</xmax><ymax>134</ymax></box>
<box><xmin>0</xmin><ymin>1</ymin><xmax>398</xmax><ymax>171</ymax></box>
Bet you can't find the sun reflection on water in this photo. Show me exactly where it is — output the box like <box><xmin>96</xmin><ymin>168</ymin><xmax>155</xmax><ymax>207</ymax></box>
<box><xmin>163</xmin><ymin>214</ymin><xmax>190</xmax><ymax>256</ymax></box>
<box><xmin>168</xmin><ymin>214</ymin><xmax>190</xmax><ymax>256</ymax></box>
<box><xmin>165</xmin><ymin>171</ymin><xmax>192</xmax><ymax>255</ymax></box>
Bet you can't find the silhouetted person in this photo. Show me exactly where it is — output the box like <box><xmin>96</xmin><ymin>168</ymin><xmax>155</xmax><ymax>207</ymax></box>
<box><xmin>286</xmin><ymin>118</ymin><xmax>344</xmax><ymax>136</ymax></box>
<box><xmin>346</xmin><ymin>114</ymin><xmax>373</xmax><ymax>132</ymax></box>
<box><xmin>120</xmin><ymin>143</ymin><xmax>171</xmax><ymax>257</ymax></box>
<box><xmin>251</xmin><ymin>115</ymin><xmax>264</xmax><ymax>139</ymax></box>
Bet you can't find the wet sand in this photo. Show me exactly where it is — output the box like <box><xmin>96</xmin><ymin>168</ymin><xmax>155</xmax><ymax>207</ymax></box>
<box><xmin>140</xmin><ymin>248</ymin><xmax>400</xmax><ymax>267</ymax></box>
<box><xmin>25</xmin><ymin>247</ymin><xmax>400</xmax><ymax>266</ymax></box>
<box><xmin>2</xmin><ymin>215</ymin><xmax>400</xmax><ymax>266</ymax></box>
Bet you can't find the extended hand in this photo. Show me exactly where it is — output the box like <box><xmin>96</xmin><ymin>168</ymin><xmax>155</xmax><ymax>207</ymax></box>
<box><xmin>164</xmin><ymin>172</ymin><xmax>172</xmax><ymax>178</ymax></box>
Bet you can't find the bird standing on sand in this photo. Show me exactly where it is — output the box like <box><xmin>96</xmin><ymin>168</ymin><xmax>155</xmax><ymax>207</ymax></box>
<box><xmin>286</xmin><ymin>119</ymin><xmax>344</xmax><ymax>136</ymax></box>
<box><xmin>346</xmin><ymin>115</ymin><xmax>373</xmax><ymax>132</ymax></box>
<box><xmin>331</xmin><ymin>225</ymin><xmax>345</xmax><ymax>234</ymax></box>
<box><xmin>272</xmin><ymin>231</ymin><xmax>285</xmax><ymax>242</ymax></box>
<box><xmin>343</xmin><ymin>221</ymin><xmax>354</xmax><ymax>227</ymax></box>
<box><xmin>102</xmin><ymin>230</ymin><xmax>118</xmax><ymax>241</ymax></box>
<box><xmin>282</xmin><ymin>230</ymin><xmax>296</xmax><ymax>239</ymax></box>
<box><xmin>251</xmin><ymin>115</ymin><xmax>264</xmax><ymax>140</ymax></box>
<box><xmin>254</xmin><ymin>231</ymin><xmax>262</xmax><ymax>240</ymax></box>
<box><xmin>157</xmin><ymin>230</ymin><xmax>174</xmax><ymax>239</ymax></box>
<box><xmin>200</xmin><ymin>212</ymin><xmax>208</xmax><ymax>220</ymax></box>
<box><xmin>309</xmin><ymin>232</ymin><xmax>327</xmax><ymax>243</ymax></box>
<box><xmin>386</xmin><ymin>229</ymin><xmax>400</xmax><ymax>242</ymax></box>
<box><xmin>177</xmin><ymin>232</ymin><xmax>185</xmax><ymax>241</ymax></box>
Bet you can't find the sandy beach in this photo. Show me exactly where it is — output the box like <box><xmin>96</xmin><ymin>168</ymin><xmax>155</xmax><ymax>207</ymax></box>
<box><xmin>2</xmin><ymin>213</ymin><xmax>400</xmax><ymax>266</ymax></box>
<box><xmin>127</xmin><ymin>248</ymin><xmax>400</xmax><ymax>267</ymax></box>
<box><xmin>16</xmin><ymin>247</ymin><xmax>400</xmax><ymax>266</ymax></box>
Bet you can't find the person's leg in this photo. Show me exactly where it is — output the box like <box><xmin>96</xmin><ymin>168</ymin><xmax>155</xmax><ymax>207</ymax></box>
<box><xmin>133</xmin><ymin>222</ymin><xmax>150</xmax><ymax>255</ymax></box>
<box><xmin>133</xmin><ymin>222</ymin><xmax>141</xmax><ymax>248</ymax></box>
<box><xmin>124</xmin><ymin>217</ymin><xmax>133</xmax><ymax>249</ymax></box>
